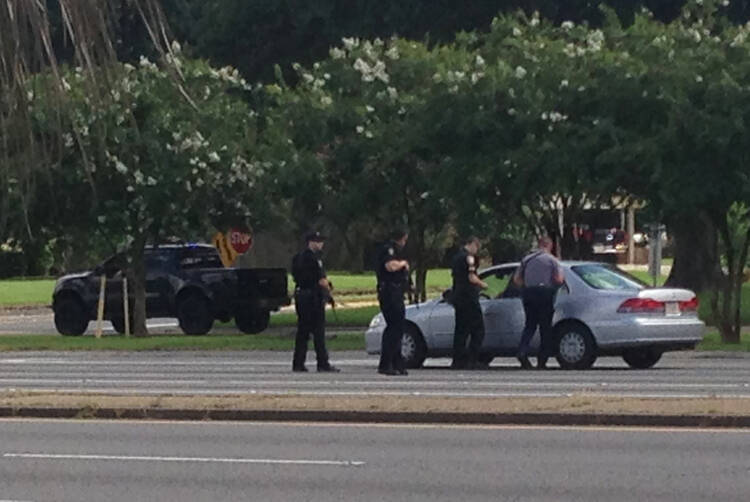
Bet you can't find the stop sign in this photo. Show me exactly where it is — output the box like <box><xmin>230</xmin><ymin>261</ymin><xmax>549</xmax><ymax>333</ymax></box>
<box><xmin>228</xmin><ymin>228</ymin><xmax>252</xmax><ymax>254</ymax></box>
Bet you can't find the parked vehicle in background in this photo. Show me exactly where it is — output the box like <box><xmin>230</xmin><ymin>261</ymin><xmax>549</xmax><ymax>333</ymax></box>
<box><xmin>52</xmin><ymin>244</ymin><xmax>290</xmax><ymax>336</ymax></box>
<box><xmin>366</xmin><ymin>262</ymin><xmax>705</xmax><ymax>370</ymax></box>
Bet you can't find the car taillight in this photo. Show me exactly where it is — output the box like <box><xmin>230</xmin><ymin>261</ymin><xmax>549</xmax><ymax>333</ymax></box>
<box><xmin>617</xmin><ymin>298</ymin><xmax>665</xmax><ymax>313</ymax></box>
<box><xmin>679</xmin><ymin>296</ymin><xmax>699</xmax><ymax>312</ymax></box>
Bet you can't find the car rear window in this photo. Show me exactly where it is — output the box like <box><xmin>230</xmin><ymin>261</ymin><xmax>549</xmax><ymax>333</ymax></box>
<box><xmin>572</xmin><ymin>264</ymin><xmax>646</xmax><ymax>291</ymax></box>
<box><xmin>179</xmin><ymin>248</ymin><xmax>223</xmax><ymax>269</ymax></box>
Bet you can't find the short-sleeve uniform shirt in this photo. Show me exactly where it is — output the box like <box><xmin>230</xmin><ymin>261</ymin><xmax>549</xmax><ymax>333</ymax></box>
<box><xmin>522</xmin><ymin>251</ymin><xmax>562</xmax><ymax>288</ymax></box>
<box><xmin>451</xmin><ymin>248</ymin><xmax>479</xmax><ymax>301</ymax></box>
<box><xmin>377</xmin><ymin>241</ymin><xmax>406</xmax><ymax>289</ymax></box>
<box><xmin>293</xmin><ymin>248</ymin><xmax>326</xmax><ymax>289</ymax></box>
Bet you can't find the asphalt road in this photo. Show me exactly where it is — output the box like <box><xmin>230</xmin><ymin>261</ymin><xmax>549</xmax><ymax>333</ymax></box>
<box><xmin>0</xmin><ymin>420</ymin><xmax>748</xmax><ymax>502</ymax></box>
<box><xmin>1</xmin><ymin>350</ymin><xmax>749</xmax><ymax>399</ymax></box>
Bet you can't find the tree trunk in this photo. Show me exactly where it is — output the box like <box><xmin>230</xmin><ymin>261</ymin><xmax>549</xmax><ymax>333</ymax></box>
<box><xmin>128</xmin><ymin>235</ymin><xmax>149</xmax><ymax>337</ymax></box>
<box><xmin>415</xmin><ymin>267</ymin><xmax>428</xmax><ymax>303</ymax></box>
<box><xmin>665</xmin><ymin>212</ymin><xmax>721</xmax><ymax>292</ymax></box>
<box><xmin>718</xmin><ymin>217</ymin><xmax>740</xmax><ymax>344</ymax></box>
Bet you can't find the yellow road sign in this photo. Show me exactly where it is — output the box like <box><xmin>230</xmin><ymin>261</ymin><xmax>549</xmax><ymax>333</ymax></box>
<box><xmin>212</xmin><ymin>232</ymin><xmax>238</xmax><ymax>267</ymax></box>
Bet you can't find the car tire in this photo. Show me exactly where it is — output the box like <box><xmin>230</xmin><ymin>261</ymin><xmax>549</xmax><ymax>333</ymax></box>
<box><xmin>555</xmin><ymin>322</ymin><xmax>597</xmax><ymax>370</ymax></box>
<box><xmin>478</xmin><ymin>354</ymin><xmax>495</xmax><ymax>365</ymax></box>
<box><xmin>54</xmin><ymin>296</ymin><xmax>88</xmax><ymax>336</ymax></box>
<box><xmin>622</xmin><ymin>348</ymin><xmax>662</xmax><ymax>369</ymax></box>
<box><xmin>401</xmin><ymin>324</ymin><xmax>427</xmax><ymax>369</ymax></box>
<box><xmin>235</xmin><ymin>310</ymin><xmax>270</xmax><ymax>334</ymax></box>
<box><xmin>177</xmin><ymin>294</ymin><xmax>214</xmax><ymax>335</ymax></box>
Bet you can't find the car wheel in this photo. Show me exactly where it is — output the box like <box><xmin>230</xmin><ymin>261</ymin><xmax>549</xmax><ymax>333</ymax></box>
<box><xmin>555</xmin><ymin>323</ymin><xmax>597</xmax><ymax>370</ymax></box>
<box><xmin>622</xmin><ymin>348</ymin><xmax>662</xmax><ymax>369</ymax></box>
<box><xmin>54</xmin><ymin>296</ymin><xmax>88</xmax><ymax>336</ymax></box>
<box><xmin>177</xmin><ymin>294</ymin><xmax>214</xmax><ymax>335</ymax></box>
<box><xmin>478</xmin><ymin>354</ymin><xmax>495</xmax><ymax>365</ymax></box>
<box><xmin>235</xmin><ymin>310</ymin><xmax>270</xmax><ymax>334</ymax></box>
<box><xmin>401</xmin><ymin>324</ymin><xmax>427</xmax><ymax>369</ymax></box>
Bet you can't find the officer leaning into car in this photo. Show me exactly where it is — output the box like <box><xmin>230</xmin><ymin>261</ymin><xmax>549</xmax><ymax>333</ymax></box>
<box><xmin>376</xmin><ymin>228</ymin><xmax>410</xmax><ymax>376</ymax></box>
<box><xmin>450</xmin><ymin>236</ymin><xmax>489</xmax><ymax>370</ymax></box>
<box><xmin>513</xmin><ymin>236</ymin><xmax>565</xmax><ymax>370</ymax></box>
<box><xmin>291</xmin><ymin>231</ymin><xmax>340</xmax><ymax>373</ymax></box>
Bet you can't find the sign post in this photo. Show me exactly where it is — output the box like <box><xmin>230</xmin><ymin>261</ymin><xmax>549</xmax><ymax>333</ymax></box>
<box><xmin>647</xmin><ymin>223</ymin><xmax>666</xmax><ymax>287</ymax></box>
<box><xmin>95</xmin><ymin>275</ymin><xmax>106</xmax><ymax>338</ymax></box>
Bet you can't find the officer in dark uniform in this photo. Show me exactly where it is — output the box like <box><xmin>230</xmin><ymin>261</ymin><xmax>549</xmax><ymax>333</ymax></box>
<box><xmin>376</xmin><ymin>229</ymin><xmax>410</xmax><ymax>376</ymax></box>
<box><xmin>513</xmin><ymin>236</ymin><xmax>565</xmax><ymax>369</ymax></box>
<box><xmin>291</xmin><ymin>231</ymin><xmax>340</xmax><ymax>373</ymax></box>
<box><xmin>450</xmin><ymin>236</ymin><xmax>489</xmax><ymax>370</ymax></box>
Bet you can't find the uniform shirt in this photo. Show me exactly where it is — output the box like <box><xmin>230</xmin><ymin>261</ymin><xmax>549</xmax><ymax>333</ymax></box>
<box><xmin>376</xmin><ymin>241</ymin><xmax>407</xmax><ymax>289</ymax></box>
<box><xmin>292</xmin><ymin>248</ymin><xmax>326</xmax><ymax>289</ymax></box>
<box><xmin>521</xmin><ymin>250</ymin><xmax>562</xmax><ymax>288</ymax></box>
<box><xmin>451</xmin><ymin>247</ymin><xmax>479</xmax><ymax>300</ymax></box>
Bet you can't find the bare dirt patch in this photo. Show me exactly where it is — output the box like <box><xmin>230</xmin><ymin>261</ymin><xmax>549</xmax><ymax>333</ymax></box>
<box><xmin>1</xmin><ymin>391</ymin><xmax>749</xmax><ymax>417</ymax></box>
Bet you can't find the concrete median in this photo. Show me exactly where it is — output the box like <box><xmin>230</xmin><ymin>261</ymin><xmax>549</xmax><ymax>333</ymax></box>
<box><xmin>2</xmin><ymin>391</ymin><xmax>749</xmax><ymax>428</ymax></box>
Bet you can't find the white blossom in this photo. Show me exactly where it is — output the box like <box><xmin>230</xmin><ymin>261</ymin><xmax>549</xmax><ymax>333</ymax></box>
<box><xmin>320</xmin><ymin>96</ymin><xmax>333</xmax><ymax>107</ymax></box>
<box><xmin>208</xmin><ymin>152</ymin><xmax>221</xmax><ymax>163</ymax></box>
<box><xmin>356</xmin><ymin>125</ymin><xmax>365</xmax><ymax>134</ymax></box>
<box><xmin>385</xmin><ymin>46</ymin><xmax>400</xmax><ymax>60</ymax></box>
<box><xmin>530</xmin><ymin>13</ymin><xmax>540</xmax><ymax>27</ymax></box>
<box><xmin>561</xmin><ymin>21</ymin><xmax>575</xmax><ymax>30</ymax></box>
<box><xmin>513</xmin><ymin>27</ymin><xmax>523</xmax><ymax>37</ymax></box>
<box><xmin>695</xmin><ymin>75</ymin><xmax>704</xmax><ymax>83</ymax></box>
<box><xmin>507</xmin><ymin>108</ymin><xmax>517</xmax><ymax>116</ymax></box>
<box><xmin>342</xmin><ymin>37</ymin><xmax>360</xmax><ymax>50</ymax></box>
<box><xmin>170</xmin><ymin>40</ymin><xmax>182</xmax><ymax>54</ymax></box>
<box><xmin>560</xmin><ymin>79</ymin><xmax>569</xmax><ymax>88</ymax></box>
<box><xmin>330</xmin><ymin>47</ymin><xmax>346</xmax><ymax>59</ymax></box>
<box><xmin>475</xmin><ymin>55</ymin><xmax>486</xmax><ymax>67</ymax></box>
<box><xmin>366</xmin><ymin>105</ymin><xmax>375</xmax><ymax>113</ymax></box>
<box><xmin>514</xmin><ymin>66</ymin><xmax>527</xmax><ymax>79</ymax></box>
<box><xmin>387</xmin><ymin>86</ymin><xmax>398</xmax><ymax>100</ymax></box>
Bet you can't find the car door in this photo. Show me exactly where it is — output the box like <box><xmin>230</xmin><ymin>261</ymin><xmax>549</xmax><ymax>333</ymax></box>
<box><xmin>479</xmin><ymin>266</ymin><xmax>527</xmax><ymax>351</ymax></box>
<box><xmin>427</xmin><ymin>297</ymin><xmax>456</xmax><ymax>351</ymax></box>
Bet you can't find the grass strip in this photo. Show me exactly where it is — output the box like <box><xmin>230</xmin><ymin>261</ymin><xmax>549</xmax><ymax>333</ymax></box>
<box><xmin>0</xmin><ymin>332</ymin><xmax>365</xmax><ymax>352</ymax></box>
<box><xmin>697</xmin><ymin>332</ymin><xmax>750</xmax><ymax>351</ymax></box>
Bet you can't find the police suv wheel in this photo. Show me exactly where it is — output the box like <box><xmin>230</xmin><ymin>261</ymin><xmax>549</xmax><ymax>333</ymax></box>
<box><xmin>235</xmin><ymin>310</ymin><xmax>270</xmax><ymax>334</ymax></box>
<box><xmin>555</xmin><ymin>323</ymin><xmax>597</xmax><ymax>370</ymax></box>
<box><xmin>622</xmin><ymin>348</ymin><xmax>662</xmax><ymax>369</ymax></box>
<box><xmin>401</xmin><ymin>325</ymin><xmax>427</xmax><ymax>369</ymax></box>
<box><xmin>177</xmin><ymin>295</ymin><xmax>214</xmax><ymax>335</ymax></box>
<box><xmin>54</xmin><ymin>296</ymin><xmax>88</xmax><ymax>336</ymax></box>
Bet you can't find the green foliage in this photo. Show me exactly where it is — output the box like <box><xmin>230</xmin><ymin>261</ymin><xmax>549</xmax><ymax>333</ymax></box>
<box><xmin>0</xmin><ymin>332</ymin><xmax>365</xmax><ymax>352</ymax></box>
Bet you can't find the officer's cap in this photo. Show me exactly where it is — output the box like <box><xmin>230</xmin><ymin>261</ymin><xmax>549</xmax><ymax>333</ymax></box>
<box><xmin>305</xmin><ymin>231</ymin><xmax>326</xmax><ymax>242</ymax></box>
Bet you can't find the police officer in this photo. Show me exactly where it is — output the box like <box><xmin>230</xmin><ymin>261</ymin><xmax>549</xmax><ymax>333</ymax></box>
<box><xmin>450</xmin><ymin>236</ymin><xmax>489</xmax><ymax>370</ymax></box>
<box><xmin>513</xmin><ymin>236</ymin><xmax>565</xmax><ymax>369</ymax></box>
<box><xmin>376</xmin><ymin>229</ymin><xmax>410</xmax><ymax>376</ymax></box>
<box><xmin>291</xmin><ymin>231</ymin><xmax>340</xmax><ymax>373</ymax></box>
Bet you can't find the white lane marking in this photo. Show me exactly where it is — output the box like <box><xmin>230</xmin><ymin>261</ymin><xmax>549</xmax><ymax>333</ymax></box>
<box><xmin>2</xmin><ymin>452</ymin><xmax>364</xmax><ymax>467</ymax></box>
<box><xmin>0</xmin><ymin>377</ymin><xmax>746</xmax><ymax>391</ymax></box>
<box><xmin>5</xmin><ymin>386</ymin><xmax>750</xmax><ymax>399</ymax></box>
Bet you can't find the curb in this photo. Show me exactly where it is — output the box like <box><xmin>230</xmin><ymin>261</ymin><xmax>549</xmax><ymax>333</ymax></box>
<box><xmin>1</xmin><ymin>407</ymin><xmax>749</xmax><ymax>428</ymax></box>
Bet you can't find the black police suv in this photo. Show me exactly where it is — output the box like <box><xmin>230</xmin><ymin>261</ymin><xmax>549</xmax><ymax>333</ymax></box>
<box><xmin>52</xmin><ymin>244</ymin><xmax>290</xmax><ymax>336</ymax></box>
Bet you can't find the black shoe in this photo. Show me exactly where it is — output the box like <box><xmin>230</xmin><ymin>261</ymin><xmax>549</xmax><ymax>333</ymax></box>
<box><xmin>396</xmin><ymin>368</ymin><xmax>409</xmax><ymax>376</ymax></box>
<box><xmin>537</xmin><ymin>357</ymin><xmax>548</xmax><ymax>370</ymax></box>
<box><xmin>292</xmin><ymin>366</ymin><xmax>308</xmax><ymax>372</ymax></box>
<box><xmin>378</xmin><ymin>368</ymin><xmax>398</xmax><ymax>376</ymax></box>
<box><xmin>517</xmin><ymin>356</ymin><xmax>532</xmax><ymax>370</ymax></box>
<box><xmin>450</xmin><ymin>360</ymin><xmax>466</xmax><ymax>370</ymax></box>
<box><xmin>318</xmin><ymin>365</ymin><xmax>341</xmax><ymax>373</ymax></box>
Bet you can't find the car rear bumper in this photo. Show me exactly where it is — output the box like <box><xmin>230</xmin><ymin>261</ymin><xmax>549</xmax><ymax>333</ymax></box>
<box><xmin>365</xmin><ymin>327</ymin><xmax>384</xmax><ymax>355</ymax></box>
<box><xmin>591</xmin><ymin>316</ymin><xmax>706</xmax><ymax>349</ymax></box>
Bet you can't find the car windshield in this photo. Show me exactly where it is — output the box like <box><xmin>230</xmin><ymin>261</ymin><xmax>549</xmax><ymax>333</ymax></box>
<box><xmin>572</xmin><ymin>264</ymin><xmax>646</xmax><ymax>291</ymax></box>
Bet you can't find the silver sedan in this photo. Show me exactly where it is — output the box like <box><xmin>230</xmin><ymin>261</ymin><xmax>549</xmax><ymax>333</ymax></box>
<box><xmin>365</xmin><ymin>262</ymin><xmax>705</xmax><ymax>369</ymax></box>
